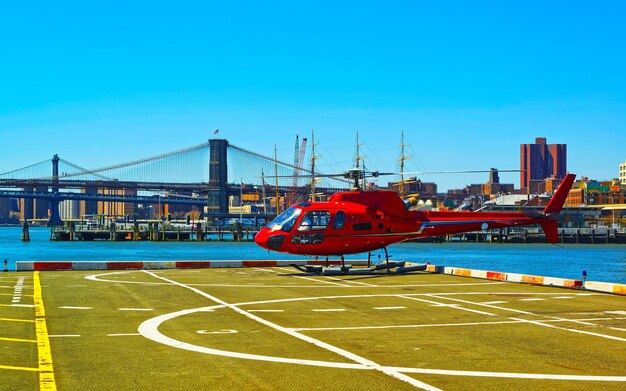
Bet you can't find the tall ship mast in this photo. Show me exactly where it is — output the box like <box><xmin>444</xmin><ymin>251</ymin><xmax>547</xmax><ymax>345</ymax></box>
<box><xmin>398</xmin><ymin>130</ymin><xmax>413</xmax><ymax>198</ymax></box>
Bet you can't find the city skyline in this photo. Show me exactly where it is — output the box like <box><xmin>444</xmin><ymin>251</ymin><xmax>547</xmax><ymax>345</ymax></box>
<box><xmin>1</xmin><ymin>2</ymin><xmax>626</xmax><ymax>191</ymax></box>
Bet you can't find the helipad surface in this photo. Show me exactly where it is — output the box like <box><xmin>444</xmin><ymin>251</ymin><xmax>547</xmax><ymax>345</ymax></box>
<box><xmin>1</xmin><ymin>268</ymin><xmax>625</xmax><ymax>390</ymax></box>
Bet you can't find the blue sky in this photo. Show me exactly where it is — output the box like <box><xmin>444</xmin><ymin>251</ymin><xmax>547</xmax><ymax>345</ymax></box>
<box><xmin>1</xmin><ymin>1</ymin><xmax>625</xmax><ymax>190</ymax></box>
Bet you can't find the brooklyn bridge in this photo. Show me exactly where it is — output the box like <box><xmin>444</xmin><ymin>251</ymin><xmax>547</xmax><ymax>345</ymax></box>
<box><xmin>0</xmin><ymin>139</ymin><xmax>351</xmax><ymax>226</ymax></box>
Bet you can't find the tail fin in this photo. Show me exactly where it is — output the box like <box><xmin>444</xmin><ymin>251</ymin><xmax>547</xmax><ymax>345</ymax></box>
<box><xmin>540</xmin><ymin>220</ymin><xmax>559</xmax><ymax>243</ymax></box>
<box><xmin>543</xmin><ymin>173</ymin><xmax>576</xmax><ymax>214</ymax></box>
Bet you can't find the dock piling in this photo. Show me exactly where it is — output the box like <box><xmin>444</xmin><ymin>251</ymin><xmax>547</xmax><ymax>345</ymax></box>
<box><xmin>21</xmin><ymin>220</ymin><xmax>30</xmax><ymax>242</ymax></box>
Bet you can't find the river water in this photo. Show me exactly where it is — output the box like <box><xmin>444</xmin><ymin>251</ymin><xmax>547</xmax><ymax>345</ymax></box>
<box><xmin>1</xmin><ymin>227</ymin><xmax>624</xmax><ymax>283</ymax></box>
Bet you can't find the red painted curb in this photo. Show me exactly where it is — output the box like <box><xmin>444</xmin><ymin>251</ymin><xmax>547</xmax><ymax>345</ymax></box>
<box><xmin>487</xmin><ymin>271</ymin><xmax>506</xmax><ymax>281</ymax></box>
<box><xmin>175</xmin><ymin>261</ymin><xmax>211</xmax><ymax>268</ymax></box>
<box><xmin>242</xmin><ymin>261</ymin><xmax>277</xmax><ymax>267</ymax></box>
<box><xmin>34</xmin><ymin>262</ymin><xmax>73</xmax><ymax>271</ymax></box>
<box><xmin>107</xmin><ymin>262</ymin><xmax>144</xmax><ymax>270</ymax></box>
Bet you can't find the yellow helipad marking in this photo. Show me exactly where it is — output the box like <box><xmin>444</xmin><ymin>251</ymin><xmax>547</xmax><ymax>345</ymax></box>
<box><xmin>0</xmin><ymin>364</ymin><xmax>40</xmax><ymax>372</ymax></box>
<box><xmin>0</xmin><ymin>317</ymin><xmax>35</xmax><ymax>323</ymax></box>
<box><xmin>34</xmin><ymin>271</ymin><xmax>56</xmax><ymax>391</ymax></box>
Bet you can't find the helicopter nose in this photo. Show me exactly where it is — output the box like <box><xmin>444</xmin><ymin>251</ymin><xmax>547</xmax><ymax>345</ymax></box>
<box><xmin>254</xmin><ymin>229</ymin><xmax>269</xmax><ymax>249</ymax></box>
<box><xmin>254</xmin><ymin>228</ymin><xmax>286</xmax><ymax>251</ymax></box>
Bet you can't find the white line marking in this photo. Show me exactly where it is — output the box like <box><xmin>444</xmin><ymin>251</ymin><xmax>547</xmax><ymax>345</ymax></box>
<box><xmin>384</xmin><ymin>366</ymin><xmax>626</xmax><ymax>381</ymax></box>
<box><xmin>430</xmin><ymin>295</ymin><xmax>626</xmax><ymax>342</ymax></box>
<box><xmin>9</xmin><ymin>304</ymin><xmax>36</xmax><ymax>308</ymax></box>
<box><xmin>48</xmin><ymin>335</ymin><xmax>81</xmax><ymax>338</ymax></box>
<box><xmin>291</xmin><ymin>317</ymin><xmax>626</xmax><ymax>332</ymax></box>
<box><xmin>118</xmin><ymin>308</ymin><xmax>153</xmax><ymax>311</ymax></box>
<box><xmin>11</xmin><ymin>277</ymin><xmax>24</xmax><ymax>304</ymax></box>
<box><xmin>520</xmin><ymin>298</ymin><xmax>545</xmax><ymax>302</ymax></box>
<box><xmin>248</xmin><ymin>310</ymin><xmax>284</xmax><ymax>313</ymax></box>
<box><xmin>312</xmin><ymin>309</ymin><xmax>346</xmax><ymax>312</ymax></box>
<box><xmin>400</xmin><ymin>295</ymin><xmax>497</xmax><ymax>317</ymax></box>
<box><xmin>292</xmin><ymin>320</ymin><xmax>525</xmax><ymax>331</ymax></box>
<box><xmin>374</xmin><ymin>307</ymin><xmax>407</xmax><ymax>310</ymax></box>
<box><xmin>140</xmin><ymin>271</ymin><xmax>440</xmax><ymax>390</ymax></box>
<box><xmin>197</xmin><ymin>329</ymin><xmax>238</xmax><ymax>335</ymax></box>
<box><xmin>137</xmin><ymin>296</ymin><xmax>626</xmax><ymax>383</ymax></box>
<box><xmin>426</xmin><ymin>295</ymin><xmax>533</xmax><ymax>315</ymax></box>
<box><xmin>85</xmin><ymin>271</ymin><xmax>168</xmax><ymax>285</ymax></box>
<box><xmin>511</xmin><ymin>317</ymin><xmax>626</xmax><ymax>342</ymax></box>
<box><xmin>274</xmin><ymin>267</ymin><xmax>353</xmax><ymax>287</ymax></box>
<box><xmin>59</xmin><ymin>306</ymin><xmax>93</xmax><ymax>310</ymax></box>
<box><xmin>107</xmin><ymin>333</ymin><xmax>141</xmax><ymax>337</ymax></box>
<box><xmin>606</xmin><ymin>311</ymin><xmax>626</xmax><ymax>315</ymax></box>
<box><xmin>553</xmin><ymin>296</ymin><xmax>574</xmax><ymax>299</ymax></box>
<box><xmin>324</xmin><ymin>276</ymin><xmax>377</xmax><ymax>287</ymax></box>
<box><xmin>86</xmin><ymin>269</ymin><xmax>506</xmax><ymax>289</ymax></box>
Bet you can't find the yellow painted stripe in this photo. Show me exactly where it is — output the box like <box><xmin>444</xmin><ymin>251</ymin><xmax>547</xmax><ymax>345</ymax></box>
<box><xmin>34</xmin><ymin>272</ymin><xmax>56</xmax><ymax>391</ymax></box>
<box><xmin>0</xmin><ymin>336</ymin><xmax>37</xmax><ymax>343</ymax></box>
<box><xmin>0</xmin><ymin>364</ymin><xmax>40</xmax><ymax>372</ymax></box>
<box><xmin>0</xmin><ymin>317</ymin><xmax>35</xmax><ymax>323</ymax></box>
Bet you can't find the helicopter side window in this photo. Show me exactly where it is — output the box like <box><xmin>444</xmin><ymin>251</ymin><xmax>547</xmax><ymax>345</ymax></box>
<box><xmin>353</xmin><ymin>222</ymin><xmax>373</xmax><ymax>231</ymax></box>
<box><xmin>333</xmin><ymin>211</ymin><xmax>345</xmax><ymax>229</ymax></box>
<box><xmin>297</xmin><ymin>211</ymin><xmax>331</xmax><ymax>231</ymax></box>
<box><xmin>266</xmin><ymin>207</ymin><xmax>302</xmax><ymax>233</ymax></box>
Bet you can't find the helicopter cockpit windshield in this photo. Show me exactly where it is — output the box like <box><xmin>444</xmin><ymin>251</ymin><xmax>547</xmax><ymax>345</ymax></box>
<box><xmin>266</xmin><ymin>207</ymin><xmax>302</xmax><ymax>232</ymax></box>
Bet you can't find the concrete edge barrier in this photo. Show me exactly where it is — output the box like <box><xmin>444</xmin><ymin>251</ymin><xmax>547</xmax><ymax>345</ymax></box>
<box><xmin>72</xmin><ymin>262</ymin><xmax>108</xmax><ymax>270</ymax></box>
<box><xmin>431</xmin><ymin>265</ymin><xmax>589</xmax><ymax>292</ymax></box>
<box><xmin>584</xmin><ymin>281</ymin><xmax>626</xmax><ymax>295</ymax></box>
<box><xmin>15</xmin><ymin>259</ymin><xmax>370</xmax><ymax>271</ymax></box>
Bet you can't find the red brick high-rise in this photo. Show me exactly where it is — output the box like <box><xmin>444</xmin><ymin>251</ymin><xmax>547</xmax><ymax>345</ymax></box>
<box><xmin>520</xmin><ymin>137</ymin><xmax>567</xmax><ymax>191</ymax></box>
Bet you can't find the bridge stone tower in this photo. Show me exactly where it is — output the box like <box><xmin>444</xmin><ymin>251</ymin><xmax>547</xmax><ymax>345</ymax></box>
<box><xmin>208</xmin><ymin>139</ymin><xmax>229</xmax><ymax>214</ymax></box>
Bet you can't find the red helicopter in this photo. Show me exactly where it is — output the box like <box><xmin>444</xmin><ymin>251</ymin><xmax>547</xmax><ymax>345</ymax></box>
<box><xmin>254</xmin><ymin>169</ymin><xmax>576</xmax><ymax>271</ymax></box>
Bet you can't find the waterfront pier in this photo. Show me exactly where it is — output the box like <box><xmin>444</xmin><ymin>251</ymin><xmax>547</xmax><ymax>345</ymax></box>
<box><xmin>49</xmin><ymin>221</ymin><xmax>259</xmax><ymax>242</ymax></box>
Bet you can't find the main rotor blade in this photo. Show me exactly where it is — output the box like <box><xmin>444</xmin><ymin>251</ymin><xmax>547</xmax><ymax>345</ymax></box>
<box><xmin>264</xmin><ymin>173</ymin><xmax>348</xmax><ymax>179</ymax></box>
<box><xmin>374</xmin><ymin>169</ymin><xmax>524</xmax><ymax>176</ymax></box>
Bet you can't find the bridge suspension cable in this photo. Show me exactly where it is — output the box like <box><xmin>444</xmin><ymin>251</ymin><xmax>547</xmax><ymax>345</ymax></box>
<box><xmin>52</xmin><ymin>142</ymin><xmax>211</xmax><ymax>183</ymax></box>
<box><xmin>58</xmin><ymin>158</ymin><xmax>112</xmax><ymax>180</ymax></box>
<box><xmin>228</xmin><ymin>144</ymin><xmax>351</xmax><ymax>189</ymax></box>
<box><xmin>0</xmin><ymin>159</ymin><xmax>51</xmax><ymax>180</ymax></box>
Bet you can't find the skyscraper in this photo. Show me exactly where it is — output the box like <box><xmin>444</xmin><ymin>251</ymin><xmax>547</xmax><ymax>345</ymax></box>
<box><xmin>520</xmin><ymin>137</ymin><xmax>567</xmax><ymax>191</ymax></box>
<box><xmin>620</xmin><ymin>160</ymin><xmax>626</xmax><ymax>185</ymax></box>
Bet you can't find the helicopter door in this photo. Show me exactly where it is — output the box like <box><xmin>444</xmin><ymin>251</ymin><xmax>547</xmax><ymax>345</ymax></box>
<box><xmin>292</xmin><ymin>211</ymin><xmax>331</xmax><ymax>245</ymax></box>
<box><xmin>333</xmin><ymin>211</ymin><xmax>346</xmax><ymax>230</ymax></box>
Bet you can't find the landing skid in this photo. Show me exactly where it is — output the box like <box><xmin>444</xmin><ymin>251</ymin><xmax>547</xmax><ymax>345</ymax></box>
<box><xmin>293</xmin><ymin>261</ymin><xmax>427</xmax><ymax>276</ymax></box>
<box><xmin>292</xmin><ymin>247</ymin><xmax>427</xmax><ymax>276</ymax></box>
